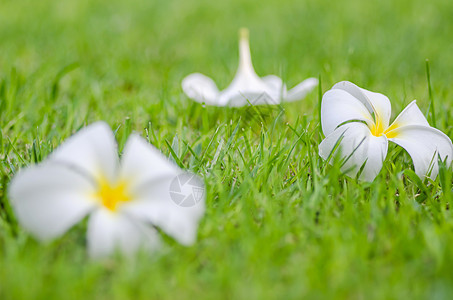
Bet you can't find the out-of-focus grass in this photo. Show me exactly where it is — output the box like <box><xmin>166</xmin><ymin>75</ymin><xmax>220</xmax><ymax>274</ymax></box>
<box><xmin>1</xmin><ymin>0</ymin><xmax>453</xmax><ymax>299</ymax></box>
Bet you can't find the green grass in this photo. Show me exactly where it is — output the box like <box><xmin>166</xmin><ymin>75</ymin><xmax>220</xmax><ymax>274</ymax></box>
<box><xmin>1</xmin><ymin>0</ymin><xmax>453</xmax><ymax>299</ymax></box>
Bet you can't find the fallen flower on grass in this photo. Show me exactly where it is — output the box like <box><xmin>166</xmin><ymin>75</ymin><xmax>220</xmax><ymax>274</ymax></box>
<box><xmin>9</xmin><ymin>122</ymin><xmax>205</xmax><ymax>258</ymax></box>
<box><xmin>319</xmin><ymin>81</ymin><xmax>453</xmax><ymax>181</ymax></box>
<box><xmin>182</xmin><ymin>28</ymin><xmax>318</xmax><ymax>107</ymax></box>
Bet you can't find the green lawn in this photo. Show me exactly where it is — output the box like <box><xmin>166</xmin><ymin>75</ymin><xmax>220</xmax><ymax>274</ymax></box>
<box><xmin>1</xmin><ymin>0</ymin><xmax>453</xmax><ymax>299</ymax></box>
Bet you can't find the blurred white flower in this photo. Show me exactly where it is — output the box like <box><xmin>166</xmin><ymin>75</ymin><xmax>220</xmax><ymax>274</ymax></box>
<box><xmin>319</xmin><ymin>81</ymin><xmax>453</xmax><ymax>181</ymax></box>
<box><xmin>8</xmin><ymin>122</ymin><xmax>205</xmax><ymax>258</ymax></box>
<box><xmin>182</xmin><ymin>28</ymin><xmax>318</xmax><ymax>107</ymax></box>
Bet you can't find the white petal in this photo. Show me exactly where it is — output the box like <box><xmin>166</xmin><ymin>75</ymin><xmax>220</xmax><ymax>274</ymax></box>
<box><xmin>286</xmin><ymin>77</ymin><xmax>318</xmax><ymax>102</ymax></box>
<box><xmin>388</xmin><ymin>100</ymin><xmax>429</xmax><ymax>128</ymax></box>
<box><xmin>321</xmin><ymin>88</ymin><xmax>374</xmax><ymax>136</ymax></box>
<box><xmin>262</xmin><ymin>75</ymin><xmax>285</xmax><ymax>93</ymax></box>
<box><xmin>87</xmin><ymin>209</ymin><xmax>160</xmax><ymax>258</ymax></box>
<box><xmin>181</xmin><ymin>73</ymin><xmax>220</xmax><ymax>105</ymax></box>
<box><xmin>49</xmin><ymin>122</ymin><xmax>119</xmax><ymax>183</ymax></box>
<box><xmin>222</xmin><ymin>91</ymin><xmax>279</xmax><ymax>107</ymax></box>
<box><xmin>333</xmin><ymin>81</ymin><xmax>392</xmax><ymax>128</ymax></box>
<box><xmin>261</xmin><ymin>75</ymin><xmax>286</xmax><ymax>101</ymax></box>
<box><xmin>8</xmin><ymin>164</ymin><xmax>96</xmax><ymax>241</ymax></box>
<box><xmin>120</xmin><ymin>134</ymin><xmax>180</xmax><ymax>187</ymax></box>
<box><xmin>119</xmin><ymin>134</ymin><xmax>205</xmax><ymax>245</ymax></box>
<box><xmin>319</xmin><ymin>122</ymin><xmax>388</xmax><ymax>181</ymax></box>
<box><xmin>388</xmin><ymin>125</ymin><xmax>453</xmax><ymax>180</ymax></box>
<box><xmin>219</xmin><ymin>72</ymin><xmax>277</xmax><ymax>106</ymax></box>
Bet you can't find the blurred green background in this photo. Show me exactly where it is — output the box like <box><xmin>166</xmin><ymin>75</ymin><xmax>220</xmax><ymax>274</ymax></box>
<box><xmin>1</xmin><ymin>0</ymin><xmax>452</xmax><ymax>126</ymax></box>
<box><xmin>1</xmin><ymin>0</ymin><xmax>453</xmax><ymax>299</ymax></box>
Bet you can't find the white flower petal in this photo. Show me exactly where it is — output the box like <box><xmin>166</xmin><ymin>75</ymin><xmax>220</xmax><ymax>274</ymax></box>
<box><xmin>389</xmin><ymin>100</ymin><xmax>429</xmax><ymax>128</ymax></box>
<box><xmin>218</xmin><ymin>73</ymin><xmax>276</xmax><ymax>106</ymax></box>
<box><xmin>388</xmin><ymin>125</ymin><xmax>453</xmax><ymax>180</ymax></box>
<box><xmin>319</xmin><ymin>122</ymin><xmax>388</xmax><ymax>181</ymax></box>
<box><xmin>262</xmin><ymin>75</ymin><xmax>286</xmax><ymax>100</ymax></box>
<box><xmin>87</xmin><ymin>209</ymin><xmax>160</xmax><ymax>258</ymax></box>
<box><xmin>333</xmin><ymin>81</ymin><xmax>392</xmax><ymax>128</ymax></box>
<box><xmin>262</xmin><ymin>75</ymin><xmax>285</xmax><ymax>93</ymax></box>
<box><xmin>321</xmin><ymin>88</ymin><xmax>374</xmax><ymax>136</ymax></box>
<box><xmin>181</xmin><ymin>73</ymin><xmax>220</xmax><ymax>105</ymax></box>
<box><xmin>119</xmin><ymin>135</ymin><xmax>205</xmax><ymax>245</ymax></box>
<box><xmin>286</xmin><ymin>77</ymin><xmax>318</xmax><ymax>102</ymax></box>
<box><xmin>222</xmin><ymin>91</ymin><xmax>278</xmax><ymax>107</ymax></box>
<box><xmin>121</xmin><ymin>174</ymin><xmax>205</xmax><ymax>246</ymax></box>
<box><xmin>8</xmin><ymin>164</ymin><xmax>96</xmax><ymax>241</ymax></box>
<box><xmin>49</xmin><ymin>122</ymin><xmax>119</xmax><ymax>183</ymax></box>
<box><xmin>120</xmin><ymin>134</ymin><xmax>181</xmax><ymax>187</ymax></box>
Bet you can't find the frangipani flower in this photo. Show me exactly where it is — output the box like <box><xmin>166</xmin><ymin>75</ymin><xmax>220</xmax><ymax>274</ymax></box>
<box><xmin>182</xmin><ymin>28</ymin><xmax>318</xmax><ymax>107</ymax></box>
<box><xmin>319</xmin><ymin>81</ymin><xmax>453</xmax><ymax>181</ymax></box>
<box><xmin>8</xmin><ymin>122</ymin><xmax>205</xmax><ymax>258</ymax></box>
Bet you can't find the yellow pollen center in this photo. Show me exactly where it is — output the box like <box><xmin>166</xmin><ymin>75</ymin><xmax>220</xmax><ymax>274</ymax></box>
<box><xmin>370</xmin><ymin>119</ymin><xmax>385</xmax><ymax>137</ymax></box>
<box><xmin>95</xmin><ymin>179</ymin><xmax>131</xmax><ymax>211</ymax></box>
<box><xmin>369</xmin><ymin>115</ymin><xmax>400</xmax><ymax>138</ymax></box>
<box><xmin>383</xmin><ymin>122</ymin><xmax>400</xmax><ymax>138</ymax></box>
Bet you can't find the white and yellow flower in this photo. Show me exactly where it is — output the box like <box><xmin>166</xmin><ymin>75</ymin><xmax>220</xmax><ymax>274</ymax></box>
<box><xmin>319</xmin><ymin>81</ymin><xmax>453</xmax><ymax>181</ymax></box>
<box><xmin>182</xmin><ymin>28</ymin><xmax>318</xmax><ymax>107</ymax></box>
<box><xmin>8</xmin><ymin>122</ymin><xmax>205</xmax><ymax>258</ymax></box>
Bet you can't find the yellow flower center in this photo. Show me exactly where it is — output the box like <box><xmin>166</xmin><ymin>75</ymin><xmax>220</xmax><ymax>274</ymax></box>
<box><xmin>369</xmin><ymin>115</ymin><xmax>400</xmax><ymax>138</ymax></box>
<box><xmin>383</xmin><ymin>122</ymin><xmax>399</xmax><ymax>138</ymax></box>
<box><xmin>95</xmin><ymin>178</ymin><xmax>131</xmax><ymax>211</ymax></box>
<box><xmin>370</xmin><ymin>118</ymin><xmax>385</xmax><ymax>137</ymax></box>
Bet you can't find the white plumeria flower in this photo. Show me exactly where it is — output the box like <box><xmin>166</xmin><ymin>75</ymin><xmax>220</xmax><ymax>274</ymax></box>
<box><xmin>319</xmin><ymin>81</ymin><xmax>453</xmax><ymax>181</ymax></box>
<box><xmin>8</xmin><ymin>122</ymin><xmax>205</xmax><ymax>258</ymax></box>
<box><xmin>182</xmin><ymin>28</ymin><xmax>318</xmax><ymax>107</ymax></box>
